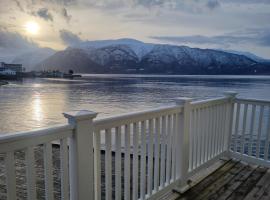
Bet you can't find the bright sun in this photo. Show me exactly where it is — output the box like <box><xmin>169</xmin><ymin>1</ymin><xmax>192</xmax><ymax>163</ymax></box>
<box><xmin>25</xmin><ymin>21</ymin><xmax>40</xmax><ymax>35</ymax></box>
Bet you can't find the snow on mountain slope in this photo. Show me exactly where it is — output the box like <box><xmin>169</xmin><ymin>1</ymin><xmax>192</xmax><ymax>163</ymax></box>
<box><xmin>87</xmin><ymin>45</ymin><xmax>139</xmax><ymax>66</ymax></box>
<box><xmin>219</xmin><ymin>49</ymin><xmax>270</xmax><ymax>63</ymax></box>
<box><xmin>38</xmin><ymin>38</ymin><xmax>268</xmax><ymax>74</ymax></box>
<box><xmin>76</xmin><ymin>38</ymin><xmax>154</xmax><ymax>60</ymax></box>
<box><xmin>141</xmin><ymin>44</ymin><xmax>256</xmax><ymax>68</ymax></box>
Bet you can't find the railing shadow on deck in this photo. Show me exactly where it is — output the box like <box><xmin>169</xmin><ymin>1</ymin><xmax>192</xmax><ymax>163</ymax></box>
<box><xmin>0</xmin><ymin>92</ymin><xmax>270</xmax><ymax>200</ymax></box>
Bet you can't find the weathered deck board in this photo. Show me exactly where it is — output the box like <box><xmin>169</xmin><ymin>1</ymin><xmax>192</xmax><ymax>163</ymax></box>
<box><xmin>244</xmin><ymin>169</ymin><xmax>270</xmax><ymax>200</ymax></box>
<box><xmin>177</xmin><ymin>159</ymin><xmax>238</xmax><ymax>200</ymax></box>
<box><xmin>176</xmin><ymin>160</ymin><xmax>270</xmax><ymax>200</ymax></box>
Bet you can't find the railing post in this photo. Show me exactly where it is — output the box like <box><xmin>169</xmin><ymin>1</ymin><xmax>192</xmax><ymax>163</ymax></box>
<box><xmin>223</xmin><ymin>91</ymin><xmax>238</xmax><ymax>155</ymax></box>
<box><xmin>175</xmin><ymin>97</ymin><xmax>193</xmax><ymax>191</ymax></box>
<box><xmin>63</xmin><ymin>110</ymin><xmax>97</xmax><ymax>200</ymax></box>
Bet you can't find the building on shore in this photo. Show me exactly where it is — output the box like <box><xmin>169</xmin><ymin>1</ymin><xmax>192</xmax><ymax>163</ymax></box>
<box><xmin>0</xmin><ymin>62</ymin><xmax>24</xmax><ymax>79</ymax></box>
<box><xmin>0</xmin><ymin>62</ymin><xmax>23</xmax><ymax>73</ymax></box>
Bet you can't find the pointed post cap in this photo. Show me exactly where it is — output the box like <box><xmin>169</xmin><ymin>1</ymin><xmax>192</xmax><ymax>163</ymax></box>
<box><xmin>223</xmin><ymin>91</ymin><xmax>238</xmax><ymax>98</ymax></box>
<box><xmin>63</xmin><ymin>110</ymin><xmax>97</xmax><ymax>122</ymax></box>
<box><xmin>175</xmin><ymin>97</ymin><xmax>193</xmax><ymax>105</ymax></box>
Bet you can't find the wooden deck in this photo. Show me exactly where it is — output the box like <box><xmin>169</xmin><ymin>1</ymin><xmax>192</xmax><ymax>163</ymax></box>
<box><xmin>176</xmin><ymin>159</ymin><xmax>270</xmax><ymax>200</ymax></box>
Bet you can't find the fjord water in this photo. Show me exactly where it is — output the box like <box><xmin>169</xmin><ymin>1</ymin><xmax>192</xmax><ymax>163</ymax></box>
<box><xmin>0</xmin><ymin>74</ymin><xmax>270</xmax><ymax>134</ymax></box>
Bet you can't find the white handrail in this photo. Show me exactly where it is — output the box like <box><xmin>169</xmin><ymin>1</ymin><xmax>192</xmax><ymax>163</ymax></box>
<box><xmin>94</xmin><ymin>105</ymin><xmax>183</xmax><ymax>130</ymax></box>
<box><xmin>191</xmin><ymin>96</ymin><xmax>229</xmax><ymax>109</ymax></box>
<box><xmin>0</xmin><ymin>124</ymin><xmax>73</xmax><ymax>144</ymax></box>
<box><xmin>235</xmin><ymin>98</ymin><xmax>270</xmax><ymax>106</ymax></box>
<box><xmin>0</xmin><ymin>124</ymin><xmax>73</xmax><ymax>153</ymax></box>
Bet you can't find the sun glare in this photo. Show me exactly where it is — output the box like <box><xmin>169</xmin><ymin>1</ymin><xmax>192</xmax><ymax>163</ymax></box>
<box><xmin>25</xmin><ymin>21</ymin><xmax>40</xmax><ymax>35</ymax></box>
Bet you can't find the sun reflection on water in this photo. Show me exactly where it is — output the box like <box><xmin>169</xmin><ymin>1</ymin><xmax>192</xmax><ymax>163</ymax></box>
<box><xmin>33</xmin><ymin>93</ymin><xmax>43</xmax><ymax>122</ymax></box>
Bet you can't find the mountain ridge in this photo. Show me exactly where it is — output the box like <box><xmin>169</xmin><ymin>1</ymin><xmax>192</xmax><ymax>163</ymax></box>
<box><xmin>32</xmin><ymin>38</ymin><xmax>270</xmax><ymax>74</ymax></box>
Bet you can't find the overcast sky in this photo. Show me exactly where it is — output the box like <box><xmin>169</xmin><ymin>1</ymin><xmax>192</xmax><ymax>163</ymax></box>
<box><xmin>0</xmin><ymin>0</ymin><xmax>270</xmax><ymax>58</ymax></box>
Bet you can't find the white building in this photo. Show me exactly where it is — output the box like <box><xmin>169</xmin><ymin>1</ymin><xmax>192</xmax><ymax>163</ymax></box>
<box><xmin>0</xmin><ymin>62</ymin><xmax>23</xmax><ymax>73</ymax></box>
<box><xmin>0</xmin><ymin>69</ymin><xmax>16</xmax><ymax>75</ymax></box>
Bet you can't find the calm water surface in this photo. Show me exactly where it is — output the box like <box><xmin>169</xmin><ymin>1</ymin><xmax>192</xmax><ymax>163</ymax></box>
<box><xmin>1</xmin><ymin>74</ymin><xmax>270</xmax><ymax>134</ymax></box>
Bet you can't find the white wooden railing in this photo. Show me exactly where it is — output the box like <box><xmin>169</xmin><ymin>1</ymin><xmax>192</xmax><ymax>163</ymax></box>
<box><xmin>0</xmin><ymin>124</ymin><xmax>74</xmax><ymax>200</ymax></box>
<box><xmin>0</xmin><ymin>92</ymin><xmax>270</xmax><ymax>200</ymax></box>
<box><xmin>229</xmin><ymin>97</ymin><xmax>270</xmax><ymax>167</ymax></box>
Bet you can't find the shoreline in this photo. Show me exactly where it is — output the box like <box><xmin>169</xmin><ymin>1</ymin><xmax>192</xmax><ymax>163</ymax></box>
<box><xmin>0</xmin><ymin>80</ymin><xmax>8</xmax><ymax>86</ymax></box>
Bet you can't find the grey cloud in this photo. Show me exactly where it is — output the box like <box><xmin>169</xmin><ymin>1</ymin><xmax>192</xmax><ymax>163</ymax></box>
<box><xmin>13</xmin><ymin>0</ymin><xmax>24</xmax><ymax>12</ymax></box>
<box><xmin>150</xmin><ymin>29</ymin><xmax>270</xmax><ymax>47</ymax></box>
<box><xmin>85</xmin><ymin>0</ymin><xmax>220</xmax><ymax>12</ymax></box>
<box><xmin>133</xmin><ymin>0</ymin><xmax>165</xmax><ymax>8</ymax></box>
<box><xmin>31</xmin><ymin>0</ymin><xmax>75</xmax><ymax>5</ymax></box>
<box><xmin>150</xmin><ymin>35</ymin><xmax>248</xmax><ymax>45</ymax></box>
<box><xmin>61</xmin><ymin>8</ymin><xmax>72</xmax><ymax>23</ymax></box>
<box><xmin>59</xmin><ymin>29</ymin><xmax>82</xmax><ymax>46</ymax></box>
<box><xmin>206</xmin><ymin>0</ymin><xmax>220</xmax><ymax>10</ymax></box>
<box><xmin>36</xmin><ymin>8</ymin><xmax>54</xmax><ymax>21</ymax></box>
<box><xmin>222</xmin><ymin>0</ymin><xmax>270</xmax><ymax>4</ymax></box>
<box><xmin>0</xmin><ymin>28</ymin><xmax>38</xmax><ymax>49</ymax></box>
<box><xmin>259</xmin><ymin>33</ymin><xmax>270</xmax><ymax>46</ymax></box>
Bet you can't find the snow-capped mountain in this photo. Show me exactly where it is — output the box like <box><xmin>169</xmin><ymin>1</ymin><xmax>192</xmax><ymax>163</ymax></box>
<box><xmin>37</xmin><ymin>38</ymin><xmax>270</xmax><ymax>74</ymax></box>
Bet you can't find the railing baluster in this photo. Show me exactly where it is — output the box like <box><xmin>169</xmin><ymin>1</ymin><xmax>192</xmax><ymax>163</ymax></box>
<box><xmin>105</xmin><ymin>129</ymin><xmax>112</xmax><ymax>200</ymax></box>
<box><xmin>205</xmin><ymin>107</ymin><xmax>211</xmax><ymax>161</ymax></box>
<box><xmin>147</xmin><ymin>119</ymin><xmax>154</xmax><ymax>196</ymax></box>
<box><xmin>166</xmin><ymin>115</ymin><xmax>172</xmax><ymax>184</ymax></box>
<box><xmin>213</xmin><ymin>106</ymin><xmax>218</xmax><ymax>155</ymax></box>
<box><xmin>154</xmin><ymin>117</ymin><xmax>161</xmax><ymax>191</ymax></box>
<box><xmin>198</xmin><ymin>108</ymin><xmax>203</xmax><ymax>165</ymax></box>
<box><xmin>94</xmin><ymin>130</ymin><xmax>101</xmax><ymax>200</ymax></box>
<box><xmin>60</xmin><ymin>138</ymin><xmax>69</xmax><ymax>200</ymax></box>
<box><xmin>201</xmin><ymin>108</ymin><xmax>206</xmax><ymax>164</ymax></box>
<box><xmin>44</xmin><ymin>142</ymin><xmax>53</xmax><ymax>200</ymax></box>
<box><xmin>194</xmin><ymin>109</ymin><xmax>199</xmax><ymax>167</ymax></box>
<box><xmin>171</xmin><ymin>114</ymin><xmax>177</xmax><ymax>181</ymax></box>
<box><xmin>219</xmin><ymin>105</ymin><xmax>225</xmax><ymax>153</ymax></box>
<box><xmin>124</xmin><ymin>124</ymin><xmax>131</xmax><ymax>200</ymax></box>
<box><xmin>5</xmin><ymin>151</ymin><xmax>16</xmax><ymax>200</ymax></box>
<box><xmin>132</xmin><ymin>123</ymin><xmax>139</xmax><ymax>200</ymax></box>
<box><xmin>264</xmin><ymin>107</ymin><xmax>270</xmax><ymax>160</ymax></box>
<box><xmin>241</xmin><ymin>104</ymin><xmax>248</xmax><ymax>154</ymax></box>
<box><xmin>221</xmin><ymin>104</ymin><xmax>227</xmax><ymax>152</ymax></box>
<box><xmin>210</xmin><ymin>106</ymin><xmax>216</xmax><ymax>158</ymax></box>
<box><xmin>26</xmin><ymin>146</ymin><xmax>37</xmax><ymax>200</ymax></box>
<box><xmin>256</xmin><ymin>106</ymin><xmax>265</xmax><ymax>158</ymax></box>
<box><xmin>218</xmin><ymin>105</ymin><xmax>223</xmax><ymax>154</ymax></box>
<box><xmin>189</xmin><ymin>110</ymin><xmax>194</xmax><ymax>170</ymax></box>
<box><xmin>160</xmin><ymin>116</ymin><xmax>166</xmax><ymax>188</ymax></box>
<box><xmin>214</xmin><ymin>105</ymin><xmax>220</xmax><ymax>156</ymax></box>
<box><xmin>233</xmin><ymin>103</ymin><xmax>241</xmax><ymax>152</ymax></box>
<box><xmin>140</xmin><ymin>121</ymin><xmax>146</xmax><ymax>200</ymax></box>
<box><xmin>248</xmin><ymin>105</ymin><xmax>256</xmax><ymax>156</ymax></box>
<box><xmin>115</xmin><ymin>127</ymin><xmax>122</xmax><ymax>200</ymax></box>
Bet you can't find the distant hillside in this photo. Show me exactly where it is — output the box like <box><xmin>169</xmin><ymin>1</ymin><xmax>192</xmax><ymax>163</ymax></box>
<box><xmin>219</xmin><ymin>49</ymin><xmax>270</xmax><ymax>63</ymax></box>
<box><xmin>12</xmin><ymin>48</ymin><xmax>56</xmax><ymax>71</ymax></box>
<box><xmin>36</xmin><ymin>48</ymin><xmax>105</xmax><ymax>73</ymax></box>
<box><xmin>36</xmin><ymin>38</ymin><xmax>270</xmax><ymax>74</ymax></box>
